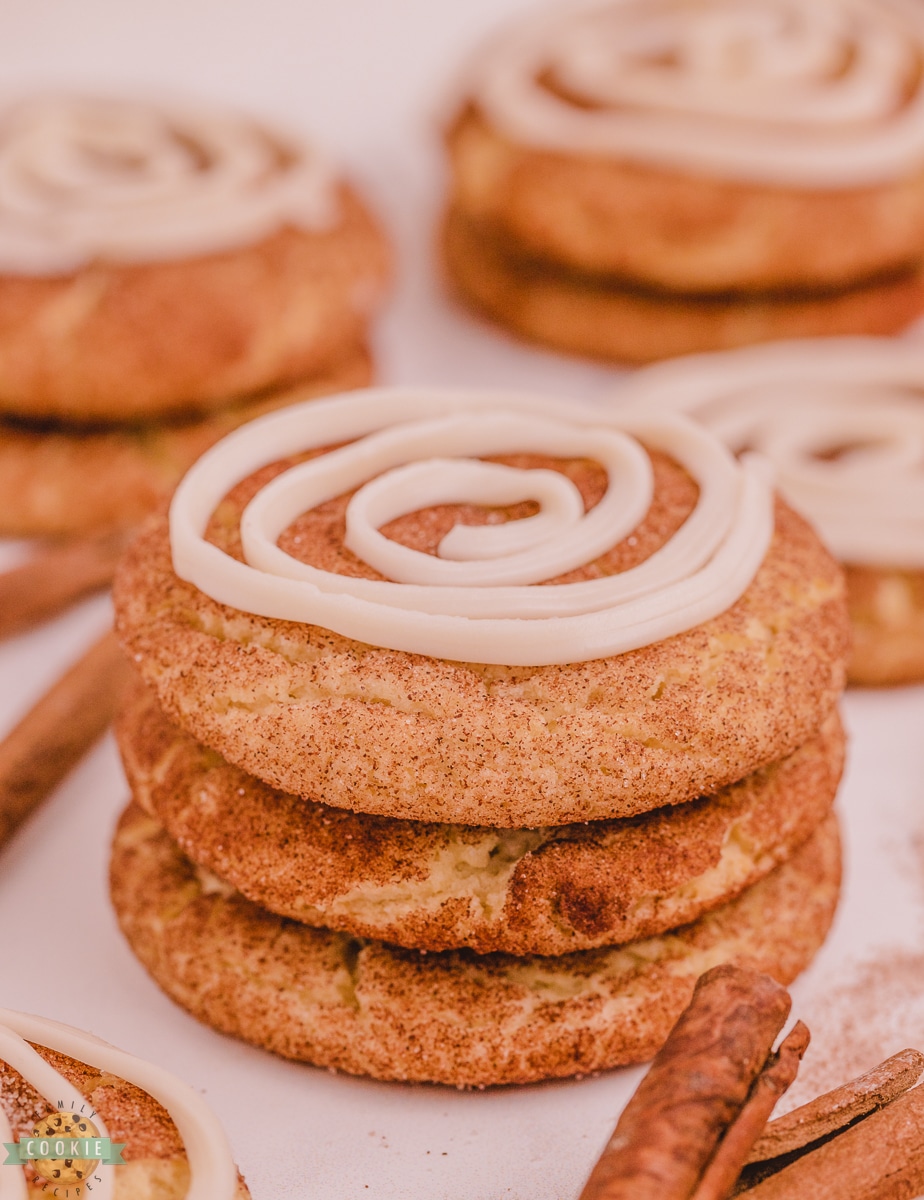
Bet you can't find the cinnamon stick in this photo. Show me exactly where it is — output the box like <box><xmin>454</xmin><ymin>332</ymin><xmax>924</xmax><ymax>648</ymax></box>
<box><xmin>0</xmin><ymin>630</ymin><xmax>130</xmax><ymax>849</ymax></box>
<box><xmin>739</xmin><ymin>1082</ymin><xmax>924</xmax><ymax>1198</ymax></box>
<box><xmin>577</xmin><ymin>965</ymin><xmax>792</xmax><ymax>1200</ymax></box>
<box><xmin>690</xmin><ymin>1022</ymin><xmax>810</xmax><ymax>1200</ymax></box>
<box><xmin>746</xmin><ymin>1048</ymin><xmax>924</xmax><ymax>1163</ymax></box>
<box><xmin>0</xmin><ymin>532</ymin><xmax>126</xmax><ymax>641</ymax></box>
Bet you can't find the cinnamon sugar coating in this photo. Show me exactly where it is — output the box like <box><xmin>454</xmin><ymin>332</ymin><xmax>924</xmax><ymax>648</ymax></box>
<box><xmin>118</xmin><ymin>683</ymin><xmax>844</xmax><ymax>955</ymax></box>
<box><xmin>447</xmin><ymin>106</ymin><xmax>924</xmax><ymax>295</ymax></box>
<box><xmin>441</xmin><ymin>207</ymin><xmax>924</xmax><ymax>365</ymax></box>
<box><xmin>0</xmin><ymin>186</ymin><xmax>389</xmax><ymax>422</ymax></box>
<box><xmin>0</xmin><ymin>1045</ymin><xmax>250</xmax><ymax>1198</ymax></box>
<box><xmin>0</xmin><ymin>345</ymin><xmax>371</xmax><ymax>537</ymax></box>
<box><xmin>114</xmin><ymin>445</ymin><xmax>850</xmax><ymax>826</ymax></box>
<box><xmin>844</xmin><ymin>564</ymin><xmax>924</xmax><ymax>686</ymax></box>
<box><xmin>109</xmin><ymin>804</ymin><xmax>841</xmax><ymax>1087</ymax></box>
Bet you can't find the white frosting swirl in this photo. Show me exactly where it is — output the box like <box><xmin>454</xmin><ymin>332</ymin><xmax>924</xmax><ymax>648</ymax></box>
<box><xmin>0</xmin><ymin>95</ymin><xmax>338</xmax><ymax>274</ymax></box>
<box><xmin>465</xmin><ymin>0</ymin><xmax>924</xmax><ymax>187</ymax></box>
<box><xmin>169</xmin><ymin>388</ymin><xmax>774</xmax><ymax>666</ymax></box>
<box><xmin>620</xmin><ymin>336</ymin><xmax>924</xmax><ymax>569</ymax></box>
<box><xmin>0</xmin><ymin>1009</ymin><xmax>238</xmax><ymax>1200</ymax></box>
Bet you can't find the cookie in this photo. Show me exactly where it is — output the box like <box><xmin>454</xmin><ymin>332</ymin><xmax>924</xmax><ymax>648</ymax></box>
<box><xmin>117</xmin><ymin>682</ymin><xmax>845</xmax><ymax>955</ymax></box>
<box><xmin>845</xmin><ymin>565</ymin><xmax>924</xmax><ymax>687</ymax></box>
<box><xmin>0</xmin><ymin>95</ymin><xmax>390</xmax><ymax>422</ymax></box>
<box><xmin>114</xmin><ymin>389</ymin><xmax>850</xmax><ymax>826</ymax></box>
<box><xmin>621</xmin><ymin>335</ymin><xmax>924</xmax><ymax>685</ymax></box>
<box><xmin>0</xmin><ymin>1009</ymin><xmax>248</xmax><ymax>1198</ymax></box>
<box><xmin>0</xmin><ymin>344</ymin><xmax>371</xmax><ymax>537</ymax></box>
<box><xmin>109</xmin><ymin>804</ymin><xmax>842</xmax><ymax>1088</ymax></box>
<box><xmin>443</xmin><ymin>0</ymin><xmax>924</xmax><ymax>359</ymax></box>
<box><xmin>442</xmin><ymin>210</ymin><xmax>924</xmax><ymax>365</ymax></box>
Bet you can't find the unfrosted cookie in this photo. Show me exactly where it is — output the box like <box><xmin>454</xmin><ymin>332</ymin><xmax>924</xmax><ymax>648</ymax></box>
<box><xmin>845</xmin><ymin>565</ymin><xmax>924</xmax><ymax>687</ymax></box>
<box><xmin>115</xmin><ymin>442</ymin><xmax>849</xmax><ymax>826</ymax></box>
<box><xmin>0</xmin><ymin>1010</ymin><xmax>248</xmax><ymax>1198</ymax></box>
<box><xmin>109</xmin><ymin>804</ymin><xmax>841</xmax><ymax>1087</ymax></box>
<box><xmin>0</xmin><ymin>345</ymin><xmax>370</xmax><ymax>537</ymax></box>
<box><xmin>442</xmin><ymin>209</ymin><xmax>924</xmax><ymax>365</ymax></box>
<box><xmin>0</xmin><ymin>95</ymin><xmax>390</xmax><ymax>422</ymax></box>
<box><xmin>117</xmin><ymin>682</ymin><xmax>844</xmax><ymax>955</ymax></box>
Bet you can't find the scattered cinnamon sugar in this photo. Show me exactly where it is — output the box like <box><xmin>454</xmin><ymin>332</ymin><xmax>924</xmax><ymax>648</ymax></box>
<box><xmin>775</xmin><ymin>809</ymin><xmax>924</xmax><ymax>1112</ymax></box>
<box><xmin>781</xmin><ymin>951</ymin><xmax>924</xmax><ymax>1110</ymax></box>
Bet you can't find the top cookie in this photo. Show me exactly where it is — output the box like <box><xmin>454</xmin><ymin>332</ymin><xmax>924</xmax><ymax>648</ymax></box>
<box><xmin>114</xmin><ymin>388</ymin><xmax>849</xmax><ymax>826</ymax></box>
<box><xmin>446</xmin><ymin>0</ymin><xmax>924</xmax><ymax>292</ymax></box>
<box><xmin>0</xmin><ymin>95</ymin><xmax>390</xmax><ymax>421</ymax></box>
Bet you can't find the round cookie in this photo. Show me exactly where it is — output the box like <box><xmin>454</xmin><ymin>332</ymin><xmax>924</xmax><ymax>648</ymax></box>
<box><xmin>620</xmin><ymin>335</ymin><xmax>924</xmax><ymax>685</ymax></box>
<box><xmin>0</xmin><ymin>96</ymin><xmax>390</xmax><ymax>422</ymax></box>
<box><xmin>446</xmin><ymin>0</ymin><xmax>924</xmax><ymax>294</ymax></box>
<box><xmin>0</xmin><ymin>345</ymin><xmax>371</xmax><ymax>537</ymax></box>
<box><xmin>442</xmin><ymin>209</ymin><xmax>924</xmax><ymax>365</ymax></box>
<box><xmin>0</xmin><ymin>1011</ymin><xmax>248</xmax><ymax>1198</ymax></box>
<box><xmin>109</xmin><ymin>804</ymin><xmax>842</xmax><ymax>1087</ymax></box>
<box><xmin>115</xmin><ymin>443</ymin><xmax>849</xmax><ymax>827</ymax></box>
<box><xmin>118</xmin><ymin>683</ymin><xmax>845</xmax><ymax>955</ymax></box>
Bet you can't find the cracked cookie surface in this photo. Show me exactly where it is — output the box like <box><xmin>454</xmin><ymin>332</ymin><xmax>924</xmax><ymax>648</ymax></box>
<box><xmin>109</xmin><ymin>804</ymin><xmax>841</xmax><ymax>1087</ymax></box>
<box><xmin>118</xmin><ymin>683</ymin><xmax>844</xmax><ymax>955</ymax></box>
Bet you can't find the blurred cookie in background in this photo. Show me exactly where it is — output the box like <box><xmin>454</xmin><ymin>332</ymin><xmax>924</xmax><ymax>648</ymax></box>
<box><xmin>0</xmin><ymin>94</ymin><xmax>390</xmax><ymax>537</ymax></box>
<box><xmin>621</xmin><ymin>335</ymin><xmax>924</xmax><ymax>685</ymax></box>
<box><xmin>442</xmin><ymin>0</ymin><xmax>924</xmax><ymax>363</ymax></box>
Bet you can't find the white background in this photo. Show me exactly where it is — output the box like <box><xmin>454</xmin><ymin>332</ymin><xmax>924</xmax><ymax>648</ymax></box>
<box><xmin>2</xmin><ymin>2</ymin><xmax>924</xmax><ymax>1197</ymax></box>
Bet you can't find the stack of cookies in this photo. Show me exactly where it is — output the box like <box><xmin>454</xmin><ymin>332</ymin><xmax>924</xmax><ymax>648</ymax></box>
<box><xmin>111</xmin><ymin>387</ymin><xmax>849</xmax><ymax>1087</ymax></box>
<box><xmin>0</xmin><ymin>94</ymin><xmax>390</xmax><ymax>538</ymax></box>
<box><xmin>622</xmin><ymin>335</ymin><xmax>924</xmax><ymax>686</ymax></box>
<box><xmin>442</xmin><ymin>0</ymin><xmax>924</xmax><ymax>364</ymax></box>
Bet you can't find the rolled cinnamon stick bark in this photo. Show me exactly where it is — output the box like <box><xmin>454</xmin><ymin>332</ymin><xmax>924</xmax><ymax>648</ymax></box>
<box><xmin>747</xmin><ymin>1048</ymin><xmax>924</xmax><ymax>1163</ymax></box>
<box><xmin>740</xmin><ymin>1082</ymin><xmax>924</xmax><ymax>1198</ymax></box>
<box><xmin>691</xmin><ymin>1022</ymin><xmax>809</xmax><ymax>1200</ymax></box>
<box><xmin>0</xmin><ymin>629</ymin><xmax>130</xmax><ymax>849</ymax></box>
<box><xmin>577</xmin><ymin>964</ymin><xmax>792</xmax><ymax>1200</ymax></box>
<box><xmin>0</xmin><ymin>532</ymin><xmax>126</xmax><ymax>640</ymax></box>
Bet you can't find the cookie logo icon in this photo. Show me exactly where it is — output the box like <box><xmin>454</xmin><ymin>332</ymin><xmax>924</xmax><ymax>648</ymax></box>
<box><xmin>28</xmin><ymin>1111</ymin><xmax>101</xmax><ymax>1185</ymax></box>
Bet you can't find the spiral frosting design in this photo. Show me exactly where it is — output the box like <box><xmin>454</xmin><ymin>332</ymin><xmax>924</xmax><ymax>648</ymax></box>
<box><xmin>623</xmin><ymin>337</ymin><xmax>924</xmax><ymax>570</ymax></box>
<box><xmin>169</xmin><ymin>388</ymin><xmax>773</xmax><ymax>666</ymax></box>
<box><xmin>466</xmin><ymin>0</ymin><xmax>924</xmax><ymax>187</ymax></box>
<box><xmin>0</xmin><ymin>95</ymin><xmax>338</xmax><ymax>274</ymax></box>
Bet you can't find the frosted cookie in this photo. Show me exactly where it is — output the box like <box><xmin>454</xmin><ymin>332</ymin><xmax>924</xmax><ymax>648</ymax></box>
<box><xmin>621</xmin><ymin>336</ymin><xmax>924</xmax><ymax>685</ymax></box>
<box><xmin>114</xmin><ymin>387</ymin><xmax>850</xmax><ymax>827</ymax></box>
<box><xmin>0</xmin><ymin>95</ymin><xmax>390</xmax><ymax>422</ymax></box>
<box><xmin>109</xmin><ymin>803</ymin><xmax>842</xmax><ymax>1088</ymax></box>
<box><xmin>0</xmin><ymin>346</ymin><xmax>370</xmax><ymax>537</ymax></box>
<box><xmin>443</xmin><ymin>0</ymin><xmax>924</xmax><ymax>359</ymax></box>
<box><xmin>0</xmin><ymin>1009</ymin><xmax>248</xmax><ymax>1198</ymax></box>
<box><xmin>118</xmin><ymin>682</ymin><xmax>844</xmax><ymax>955</ymax></box>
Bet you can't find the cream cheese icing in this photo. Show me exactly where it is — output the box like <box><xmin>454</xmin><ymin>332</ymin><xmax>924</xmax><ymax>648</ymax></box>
<box><xmin>0</xmin><ymin>95</ymin><xmax>338</xmax><ymax>274</ymax></box>
<box><xmin>620</xmin><ymin>336</ymin><xmax>924</xmax><ymax>569</ymax></box>
<box><xmin>169</xmin><ymin>387</ymin><xmax>774</xmax><ymax>666</ymax></box>
<box><xmin>0</xmin><ymin>1009</ymin><xmax>238</xmax><ymax>1200</ymax></box>
<box><xmin>464</xmin><ymin>0</ymin><xmax>924</xmax><ymax>188</ymax></box>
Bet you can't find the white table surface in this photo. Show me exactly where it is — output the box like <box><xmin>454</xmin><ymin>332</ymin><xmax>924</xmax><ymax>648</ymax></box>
<box><xmin>2</xmin><ymin>2</ymin><xmax>924</xmax><ymax>1196</ymax></box>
